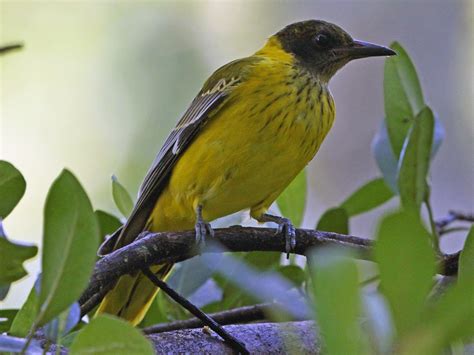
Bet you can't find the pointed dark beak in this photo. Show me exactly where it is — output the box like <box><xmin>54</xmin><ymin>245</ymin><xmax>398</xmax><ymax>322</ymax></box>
<box><xmin>334</xmin><ymin>39</ymin><xmax>396</xmax><ymax>59</ymax></box>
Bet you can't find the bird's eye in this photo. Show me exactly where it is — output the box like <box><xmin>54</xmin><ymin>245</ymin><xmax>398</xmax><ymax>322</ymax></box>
<box><xmin>314</xmin><ymin>33</ymin><xmax>331</xmax><ymax>48</ymax></box>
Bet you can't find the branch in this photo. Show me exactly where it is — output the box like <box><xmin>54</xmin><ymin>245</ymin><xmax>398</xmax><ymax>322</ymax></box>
<box><xmin>147</xmin><ymin>321</ymin><xmax>319</xmax><ymax>354</ymax></box>
<box><xmin>79</xmin><ymin>227</ymin><xmax>372</xmax><ymax>309</ymax></box>
<box><xmin>79</xmin><ymin>226</ymin><xmax>460</xmax><ymax>314</ymax></box>
<box><xmin>143</xmin><ymin>302</ymin><xmax>284</xmax><ymax>334</ymax></box>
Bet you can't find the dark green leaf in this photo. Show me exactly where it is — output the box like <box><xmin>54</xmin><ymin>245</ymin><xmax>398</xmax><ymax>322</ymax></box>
<box><xmin>38</xmin><ymin>170</ymin><xmax>100</xmax><ymax>325</ymax></box>
<box><xmin>316</xmin><ymin>207</ymin><xmax>349</xmax><ymax>234</ymax></box>
<box><xmin>0</xmin><ymin>238</ymin><xmax>37</xmax><ymax>286</ymax></box>
<box><xmin>384</xmin><ymin>42</ymin><xmax>424</xmax><ymax>157</ymax></box>
<box><xmin>95</xmin><ymin>210</ymin><xmax>122</xmax><ymax>239</ymax></box>
<box><xmin>112</xmin><ymin>175</ymin><xmax>134</xmax><ymax>218</ymax></box>
<box><xmin>277</xmin><ymin>170</ymin><xmax>306</xmax><ymax>227</ymax></box>
<box><xmin>309</xmin><ymin>248</ymin><xmax>367</xmax><ymax>355</ymax></box>
<box><xmin>375</xmin><ymin>211</ymin><xmax>436</xmax><ymax>336</ymax></box>
<box><xmin>340</xmin><ymin>178</ymin><xmax>394</xmax><ymax>217</ymax></box>
<box><xmin>397</xmin><ymin>107</ymin><xmax>434</xmax><ymax>211</ymax></box>
<box><xmin>0</xmin><ymin>309</ymin><xmax>18</xmax><ymax>333</ymax></box>
<box><xmin>277</xmin><ymin>265</ymin><xmax>306</xmax><ymax>287</ymax></box>
<box><xmin>0</xmin><ymin>160</ymin><xmax>26</xmax><ymax>219</ymax></box>
<box><xmin>9</xmin><ymin>283</ymin><xmax>39</xmax><ymax>337</ymax></box>
<box><xmin>458</xmin><ymin>226</ymin><xmax>474</xmax><ymax>286</ymax></box>
<box><xmin>69</xmin><ymin>315</ymin><xmax>154</xmax><ymax>355</ymax></box>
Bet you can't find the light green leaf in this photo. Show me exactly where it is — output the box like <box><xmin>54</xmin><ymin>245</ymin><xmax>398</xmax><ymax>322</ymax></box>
<box><xmin>0</xmin><ymin>160</ymin><xmax>26</xmax><ymax>219</ymax></box>
<box><xmin>277</xmin><ymin>170</ymin><xmax>306</xmax><ymax>227</ymax></box>
<box><xmin>375</xmin><ymin>211</ymin><xmax>436</xmax><ymax>336</ymax></box>
<box><xmin>340</xmin><ymin>178</ymin><xmax>394</xmax><ymax>217</ymax></box>
<box><xmin>112</xmin><ymin>175</ymin><xmax>134</xmax><ymax>218</ymax></box>
<box><xmin>309</xmin><ymin>248</ymin><xmax>368</xmax><ymax>355</ymax></box>
<box><xmin>0</xmin><ymin>237</ymin><xmax>37</xmax><ymax>286</ymax></box>
<box><xmin>38</xmin><ymin>170</ymin><xmax>100</xmax><ymax>325</ymax></box>
<box><xmin>397</xmin><ymin>107</ymin><xmax>434</xmax><ymax>211</ymax></box>
<box><xmin>95</xmin><ymin>210</ymin><xmax>122</xmax><ymax>240</ymax></box>
<box><xmin>9</xmin><ymin>284</ymin><xmax>39</xmax><ymax>337</ymax></box>
<box><xmin>384</xmin><ymin>42</ymin><xmax>425</xmax><ymax>157</ymax></box>
<box><xmin>458</xmin><ymin>226</ymin><xmax>474</xmax><ymax>286</ymax></box>
<box><xmin>69</xmin><ymin>315</ymin><xmax>154</xmax><ymax>355</ymax></box>
<box><xmin>316</xmin><ymin>207</ymin><xmax>349</xmax><ymax>234</ymax></box>
<box><xmin>399</xmin><ymin>279</ymin><xmax>474</xmax><ymax>354</ymax></box>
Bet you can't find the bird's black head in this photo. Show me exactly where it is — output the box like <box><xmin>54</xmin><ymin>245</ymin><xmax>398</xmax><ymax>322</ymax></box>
<box><xmin>275</xmin><ymin>20</ymin><xmax>395</xmax><ymax>81</ymax></box>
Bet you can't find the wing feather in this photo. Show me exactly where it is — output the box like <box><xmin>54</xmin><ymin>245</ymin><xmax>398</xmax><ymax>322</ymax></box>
<box><xmin>100</xmin><ymin>57</ymin><xmax>262</xmax><ymax>253</ymax></box>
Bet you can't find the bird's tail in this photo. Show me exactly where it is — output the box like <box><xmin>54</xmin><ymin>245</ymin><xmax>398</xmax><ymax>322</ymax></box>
<box><xmin>96</xmin><ymin>263</ymin><xmax>173</xmax><ymax>325</ymax></box>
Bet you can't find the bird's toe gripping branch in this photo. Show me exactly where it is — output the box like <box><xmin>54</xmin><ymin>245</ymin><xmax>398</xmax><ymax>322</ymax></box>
<box><xmin>257</xmin><ymin>213</ymin><xmax>296</xmax><ymax>257</ymax></box>
<box><xmin>194</xmin><ymin>205</ymin><xmax>215</xmax><ymax>249</ymax></box>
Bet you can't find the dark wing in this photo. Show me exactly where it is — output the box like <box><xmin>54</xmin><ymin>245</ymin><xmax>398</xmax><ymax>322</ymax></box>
<box><xmin>101</xmin><ymin>57</ymin><xmax>261</xmax><ymax>253</ymax></box>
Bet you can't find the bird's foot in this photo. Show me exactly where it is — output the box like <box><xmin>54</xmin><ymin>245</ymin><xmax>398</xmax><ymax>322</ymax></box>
<box><xmin>257</xmin><ymin>213</ymin><xmax>296</xmax><ymax>258</ymax></box>
<box><xmin>276</xmin><ymin>217</ymin><xmax>296</xmax><ymax>258</ymax></box>
<box><xmin>194</xmin><ymin>205</ymin><xmax>214</xmax><ymax>250</ymax></box>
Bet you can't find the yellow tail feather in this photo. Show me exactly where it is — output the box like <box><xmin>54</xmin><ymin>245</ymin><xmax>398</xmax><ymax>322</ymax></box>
<box><xmin>96</xmin><ymin>263</ymin><xmax>173</xmax><ymax>325</ymax></box>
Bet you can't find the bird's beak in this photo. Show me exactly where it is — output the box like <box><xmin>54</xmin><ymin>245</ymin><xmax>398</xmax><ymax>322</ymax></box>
<box><xmin>334</xmin><ymin>40</ymin><xmax>396</xmax><ymax>59</ymax></box>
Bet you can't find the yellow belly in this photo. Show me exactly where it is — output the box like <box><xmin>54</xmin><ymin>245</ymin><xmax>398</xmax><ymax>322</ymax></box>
<box><xmin>149</xmin><ymin>66</ymin><xmax>335</xmax><ymax>232</ymax></box>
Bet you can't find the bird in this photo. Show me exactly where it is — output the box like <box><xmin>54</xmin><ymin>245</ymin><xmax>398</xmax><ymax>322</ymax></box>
<box><xmin>96</xmin><ymin>19</ymin><xmax>395</xmax><ymax>325</ymax></box>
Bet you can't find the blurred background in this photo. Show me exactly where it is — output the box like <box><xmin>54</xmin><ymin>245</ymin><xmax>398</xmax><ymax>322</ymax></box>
<box><xmin>1</xmin><ymin>0</ymin><xmax>472</xmax><ymax>308</ymax></box>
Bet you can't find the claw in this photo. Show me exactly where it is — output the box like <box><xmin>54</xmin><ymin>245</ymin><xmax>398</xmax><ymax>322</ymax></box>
<box><xmin>256</xmin><ymin>213</ymin><xmax>297</xmax><ymax>258</ymax></box>
<box><xmin>276</xmin><ymin>217</ymin><xmax>296</xmax><ymax>258</ymax></box>
<box><xmin>194</xmin><ymin>205</ymin><xmax>214</xmax><ymax>250</ymax></box>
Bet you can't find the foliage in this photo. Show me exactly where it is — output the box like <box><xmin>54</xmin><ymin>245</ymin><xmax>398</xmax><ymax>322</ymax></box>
<box><xmin>0</xmin><ymin>42</ymin><xmax>472</xmax><ymax>355</ymax></box>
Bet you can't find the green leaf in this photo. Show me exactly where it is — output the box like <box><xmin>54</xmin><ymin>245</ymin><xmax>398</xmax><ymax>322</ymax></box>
<box><xmin>277</xmin><ymin>170</ymin><xmax>306</xmax><ymax>227</ymax></box>
<box><xmin>0</xmin><ymin>309</ymin><xmax>18</xmax><ymax>333</ymax></box>
<box><xmin>38</xmin><ymin>170</ymin><xmax>100</xmax><ymax>325</ymax></box>
<box><xmin>316</xmin><ymin>207</ymin><xmax>349</xmax><ymax>234</ymax></box>
<box><xmin>277</xmin><ymin>265</ymin><xmax>306</xmax><ymax>287</ymax></box>
<box><xmin>309</xmin><ymin>248</ymin><xmax>367</xmax><ymax>355</ymax></box>
<box><xmin>340</xmin><ymin>178</ymin><xmax>394</xmax><ymax>217</ymax></box>
<box><xmin>375</xmin><ymin>211</ymin><xmax>436</xmax><ymax>336</ymax></box>
<box><xmin>458</xmin><ymin>226</ymin><xmax>474</xmax><ymax>286</ymax></box>
<box><xmin>95</xmin><ymin>210</ymin><xmax>122</xmax><ymax>239</ymax></box>
<box><xmin>69</xmin><ymin>315</ymin><xmax>154</xmax><ymax>355</ymax></box>
<box><xmin>397</xmin><ymin>107</ymin><xmax>434</xmax><ymax>211</ymax></box>
<box><xmin>9</xmin><ymin>284</ymin><xmax>39</xmax><ymax>337</ymax></box>
<box><xmin>384</xmin><ymin>42</ymin><xmax>425</xmax><ymax>157</ymax></box>
<box><xmin>112</xmin><ymin>175</ymin><xmax>134</xmax><ymax>218</ymax></box>
<box><xmin>399</xmin><ymin>280</ymin><xmax>474</xmax><ymax>354</ymax></box>
<box><xmin>0</xmin><ymin>161</ymin><xmax>26</xmax><ymax>219</ymax></box>
<box><xmin>0</xmin><ymin>237</ymin><xmax>37</xmax><ymax>286</ymax></box>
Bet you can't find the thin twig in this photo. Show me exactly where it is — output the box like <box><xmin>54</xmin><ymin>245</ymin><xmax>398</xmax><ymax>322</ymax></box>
<box><xmin>141</xmin><ymin>267</ymin><xmax>249</xmax><ymax>354</ymax></box>
<box><xmin>143</xmin><ymin>302</ymin><xmax>280</xmax><ymax>334</ymax></box>
<box><xmin>436</xmin><ymin>211</ymin><xmax>474</xmax><ymax>230</ymax></box>
<box><xmin>0</xmin><ymin>43</ymin><xmax>23</xmax><ymax>55</ymax></box>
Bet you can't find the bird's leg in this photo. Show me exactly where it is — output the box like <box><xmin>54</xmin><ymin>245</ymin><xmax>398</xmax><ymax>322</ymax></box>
<box><xmin>194</xmin><ymin>204</ymin><xmax>214</xmax><ymax>248</ymax></box>
<box><xmin>256</xmin><ymin>213</ymin><xmax>296</xmax><ymax>257</ymax></box>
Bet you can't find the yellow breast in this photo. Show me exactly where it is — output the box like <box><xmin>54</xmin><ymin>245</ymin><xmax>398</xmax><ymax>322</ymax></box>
<box><xmin>150</xmin><ymin>42</ymin><xmax>335</xmax><ymax>231</ymax></box>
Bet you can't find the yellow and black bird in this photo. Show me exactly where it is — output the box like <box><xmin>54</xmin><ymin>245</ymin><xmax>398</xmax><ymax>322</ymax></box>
<box><xmin>97</xmin><ymin>19</ymin><xmax>395</xmax><ymax>324</ymax></box>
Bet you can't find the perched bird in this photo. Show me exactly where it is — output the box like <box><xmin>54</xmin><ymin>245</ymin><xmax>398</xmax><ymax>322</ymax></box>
<box><xmin>97</xmin><ymin>19</ymin><xmax>395</xmax><ymax>325</ymax></box>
